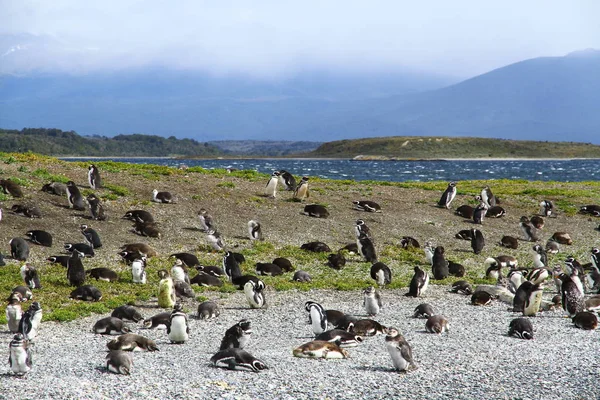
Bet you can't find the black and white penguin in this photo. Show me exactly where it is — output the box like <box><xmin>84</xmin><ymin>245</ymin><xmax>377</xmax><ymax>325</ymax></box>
<box><xmin>293</xmin><ymin>341</ymin><xmax>350</xmax><ymax>359</ymax></box>
<box><xmin>11</xmin><ymin>204</ymin><xmax>42</xmax><ymax>218</ymax></box>
<box><xmin>70</xmin><ymin>285</ymin><xmax>102</xmax><ymax>301</ymax></box>
<box><xmin>20</xmin><ymin>263</ymin><xmax>41</xmax><ymax>289</ymax></box>
<box><xmin>507</xmin><ymin>269</ymin><xmax>526</xmax><ymax>294</ymax></box>
<box><xmin>347</xmin><ymin>319</ymin><xmax>387</xmax><ymax>336</ymax></box>
<box><xmin>131</xmin><ymin>255</ymin><xmax>147</xmax><ymax>284</ymax></box>
<box><xmin>11</xmin><ymin>286</ymin><xmax>33</xmax><ymax>302</ymax></box>
<box><xmin>357</xmin><ymin>233</ymin><xmax>377</xmax><ymax>262</ymax></box>
<box><xmin>66</xmin><ymin>181</ymin><xmax>86</xmax><ymax>211</ymax></box>
<box><xmin>197</xmin><ymin>208</ymin><xmax>215</xmax><ymax>232</ymax></box>
<box><xmin>532</xmin><ymin>244</ymin><xmax>547</xmax><ymax>268</ymax></box>
<box><xmin>206</xmin><ymin>230</ymin><xmax>224</xmax><ymax>251</ymax></box>
<box><xmin>278</xmin><ymin>170</ymin><xmax>297</xmax><ymax>191</ymax></box>
<box><xmin>455</xmin><ymin>229</ymin><xmax>474</xmax><ymax>240</ymax></box>
<box><xmin>66</xmin><ymin>250</ymin><xmax>86</xmax><ymax>287</ymax></box>
<box><xmin>6</xmin><ymin>292</ymin><xmax>23</xmax><ymax>333</ymax></box>
<box><xmin>472</xmin><ymin>202</ymin><xmax>488</xmax><ymax>225</ymax></box>
<box><xmin>399</xmin><ymin>236</ymin><xmax>420</xmax><ymax>249</ymax></box>
<box><xmin>315</xmin><ymin>329</ymin><xmax>363</xmax><ymax>348</ymax></box>
<box><xmin>480</xmin><ymin>186</ymin><xmax>496</xmax><ymax>208</ymax></box>
<box><xmin>41</xmin><ymin>181</ymin><xmax>68</xmax><ymax>196</ymax></box>
<box><xmin>450</xmin><ymin>280</ymin><xmax>473</xmax><ymax>295</ymax></box>
<box><xmin>327</xmin><ymin>253</ymin><xmax>346</xmax><ymax>270</ymax></box>
<box><xmin>111</xmin><ymin>305</ymin><xmax>144</xmax><ymax>322</ymax></box>
<box><xmin>122</xmin><ymin>210</ymin><xmax>154</xmax><ymax>224</ymax></box>
<box><xmin>86</xmin><ymin>194</ymin><xmax>107</xmax><ymax>221</ymax></box>
<box><xmin>527</xmin><ymin>267</ymin><xmax>549</xmax><ymax>285</ymax></box>
<box><xmin>300</xmin><ymin>241</ymin><xmax>332</xmax><ymax>253</ymax></box>
<box><xmin>272</xmin><ymin>257</ymin><xmax>294</xmax><ymax>272</ymax></box>
<box><xmin>363</xmin><ymin>286</ymin><xmax>382</xmax><ymax>316</ymax></box>
<box><xmin>293</xmin><ymin>176</ymin><xmax>310</xmax><ymax>201</ymax></box>
<box><xmin>80</xmin><ymin>225</ymin><xmax>102</xmax><ymax>249</ymax></box>
<box><xmin>152</xmin><ymin>189</ymin><xmax>174</xmax><ymax>204</ymax></box>
<box><xmin>64</xmin><ymin>242</ymin><xmax>95</xmax><ymax>257</ymax></box>
<box><xmin>560</xmin><ymin>273</ymin><xmax>584</xmax><ymax>317</ymax></box>
<box><xmin>106</xmin><ymin>333</ymin><xmax>159</xmax><ymax>352</ymax></box>
<box><xmin>546</xmin><ymin>239</ymin><xmax>560</xmax><ymax>254</ymax></box>
<box><xmin>471</xmin><ymin>290</ymin><xmax>493</xmax><ymax>306</ymax></box>
<box><xmin>0</xmin><ymin>179</ymin><xmax>24</xmax><ymax>198</ymax></box>
<box><xmin>247</xmin><ymin>220</ymin><xmax>263</xmax><ymax>241</ymax></box>
<box><xmin>302</xmin><ymin>204</ymin><xmax>329</xmax><ymax>218</ymax></box>
<box><xmin>10</xmin><ymin>237</ymin><xmax>30</xmax><ymax>261</ymax></box>
<box><xmin>438</xmin><ymin>181</ymin><xmax>457</xmax><ymax>209</ymax></box>
<box><xmin>499</xmin><ymin>235</ymin><xmax>519</xmax><ymax>250</ymax></box>
<box><xmin>220</xmin><ymin>319</ymin><xmax>252</xmax><ymax>350</ymax></box>
<box><xmin>93</xmin><ymin>317</ymin><xmax>131</xmax><ymax>335</ymax></box>
<box><xmin>170</xmin><ymin>253</ymin><xmax>200</xmax><ymax>268</ymax></box>
<box><xmin>88</xmin><ymin>164</ymin><xmax>102</xmax><ymax>189</ymax></box>
<box><xmin>508</xmin><ymin>318</ymin><xmax>534</xmax><ymax>339</ymax></box>
<box><xmin>25</xmin><ymin>230</ymin><xmax>53</xmax><ymax>247</ymax></box>
<box><xmin>223</xmin><ymin>251</ymin><xmax>242</xmax><ymax>281</ymax></box>
<box><xmin>519</xmin><ymin>216</ymin><xmax>539</xmax><ymax>242</ymax></box>
<box><xmin>579</xmin><ymin>204</ymin><xmax>600</xmax><ymax>216</ymax></box>
<box><xmin>413</xmin><ymin>303</ymin><xmax>435</xmax><ymax>318</ymax></box>
<box><xmin>171</xmin><ymin>259</ymin><xmax>190</xmax><ymax>283</ymax></box>
<box><xmin>354</xmin><ymin>219</ymin><xmax>372</xmax><ymax>239</ymax></box>
<box><xmin>470</xmin><ymin>228</ymin><xmax>485</xmax><ymax>255</ymax></box>
<box><xmin>18</xmin><ymin>301</ymin><xmax>42</xmax><ymax>340</ymax></box>
<box><xmin>305</xmin><ymin>301</ymin><xmax>328</xmax><ymax>336</ymax></box>
<box><xmin>423</xmin><ymin>242</ymin><xmax>434</xmax><ymax>265</ymax></box>
<box><xmin>449</xmin><ymin>259</ymin><xmax>465</xmax><ymax>277</ymax></box>
<box><xmin>292</xmin><ymin>270</ymin><xmax>312</xmax><ymax>282</ymax></box>
<box><xmin>587</xmin><ymin>248</ymin><xmax>600</xmax><ymax>293</ymax></box>
<box><xmin>197</xmin><ymin>301</ymin><xmax>220</xmax><ymax>320</ymax></box>
<box><xmin>211</xmin><ymin>348</ymin><xmax>268</xmax><ymax>372</ymax></box>
<box><xmin>406</xmin><ymin>266</ymin><xmax>429</xmax><ymax>297</ymax></box>
<box><xmin>486</xmin><ymin>206</ymin><xmax>506</xmax><ymax>218</ymax></box>
<box><xmin>431</xmin><ymin>246</ymin><xmax>449</xmax><ymax>280</ymax></box>
<box><xmin>353</xmin><ymin>200</ymin><xmax>382</xmax><ymax>213</ymax></box>
<box><xmin>255</xmin><ymin>262</ymin><xmax>283</xmax><ymax>276</ymax></box>
<box><xmin>484</xmin><ymin>258</ymin><xmax>502</xmax><ymax>281</ymax></box>
<box><xmin>167</xmin><ymin>303</ymin><xmax>190</xmax><ymax>344</ymax></box>
<box><xmin>264</xmin><ymin>171</ymin><xmax>280</xmax><ymax>198</ymax></box>
<box><xmin>370</xmin><ymin>262</ymin><xmax>392</xmax><ymax>286</ymax></box>
<box><xmin>539</xmin><ymin>200</ymin><xmax>554</xmax><ymax>217</ymax></box>
<box><xmin>385</xmin><ymin>327</ymin><xmax>417</xmax><ymax>372</ymax></box>
<box><xmin>190</xmin><ymin>272</ymin><xmax>223</xmax><ymax>287</ymax></box>
<box><xmin>425</xmin><ymin>315</ymin><xmax>449</xmax><ymax>334</ymax></box>
<box><xmin>8</xmin><ymin>333</ymin><xmax>32</xmax><ymax>376</ymax></box>
<box><xmin>143</xmin><ymin>312</ymin><xmax>171</xmax><ymax>329</ymax></box>
<box><xmin>523</xmin><ymin>283</ymin><xmax>544</xmax><ymax>316</ymax></box>
<box><xmin>244</xmin><ymin>279</ymin><xmax>266</xmax><ymax>309</ymax></box>
<box><xmin>106</xmin><ymin>350</ymin><xmax>132</xmax><ymax>375</ymax></box>
<box><xmin>455</xmin><ymin>204</ymin><xmax>474</xmax><ymax>219</ymax></box>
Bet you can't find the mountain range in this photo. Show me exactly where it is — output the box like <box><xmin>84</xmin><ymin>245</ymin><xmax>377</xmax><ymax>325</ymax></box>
<box><xmin>1</xmin><ymin>47</ymin><xmax>599</xmax><ymax>143</ymax></box>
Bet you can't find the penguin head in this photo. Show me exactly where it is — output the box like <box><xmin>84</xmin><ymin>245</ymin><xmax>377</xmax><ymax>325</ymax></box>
<box><xmin>385</xmin><ymin>327</ymin><xmax>401</xmax><ymax>337</ymax></box>
<box><xmin>519</xmin><ymin>216</ymin><xmax>530</xmax><ymax>223</ymax></box>
<box><xmin>434</xmin><ymin>246</ymin><xmax>445</xmax><ymax>256</ymax></box>
<box><xmin>157</xmin><ymin>269</ymin><xmax>169</xmax><ymax>279</ymax></box>
<box><xmin>592</xmin><ymin>247</ymin><xmax>600</xmax><ymax>255</ymax></box>
<box><xmin>173</xmin><ymin>302</ymin><xmax>184</xmax><ymax>312</ymax></box>
<box><xmin>363</xmin><ymin>286</ymin><xmax>376</xmax><ymax>296</ymax></box>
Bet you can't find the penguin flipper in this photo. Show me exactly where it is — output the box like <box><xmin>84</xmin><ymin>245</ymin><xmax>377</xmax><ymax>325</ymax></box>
<box><xmin>400</xmin><ymin>344</ymin><xmax>414</xmax><ymax>365</ymax></box>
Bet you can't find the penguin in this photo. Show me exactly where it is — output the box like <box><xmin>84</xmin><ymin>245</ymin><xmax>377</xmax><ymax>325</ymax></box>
<box><xmin>25</xmin><ymin>230</ymin><xmax>53</xmax><ymax>247</ymax></box>
<box><xmin>431</xmin><ymin>246</ymin><xmax>449</xmax><ymax>280</ymax></box>
<box><xmin>486</xmin><ymin>206</ymin><xmax>506</xmax><ymax>218</ymax></box>
<box><xmin>519</xmin><ymin>216</ymin><xmax>539</xmax><ymax>242</ymax></box>
<box><xmin>437</xmin><ymin>181</ymin><xmax>457</xmax><ymax>209</ymax></box>
<box><xmin>132</xmin><ymin>220</ymin><xmax>161</xmax><ymax>239</ymax></box>
<box><xmin>64</xmin><ymin>242</ymin><xmax>95</xmax><ymax>257</ymax></box>
<box><xmin>41</xmin><ymin>181</ymin><xmax>68</xmax><ymax>196</ymax></box>
<box><xmin>88</xmin><ymin>164</ymin><xmax>102</xmax><ymax>189</ymax></box>
<box><xmin>471</xmin><ymin>291</ymin><xmax>493</xmax><ymax>306</ymax></box>
<box><xmin>106</xmin><ymin>350</ymin><xmax>132</xmax><ymax>375</ymax></box>
<box><xmin>494</xmin><ymin>255</ymin><xmax>519</xmax><ymax>269</ymax></box>
<box><xmin>357</xmin><ymin>233</ymin><xmax>377</xmax><ymax>262</ymax></box>
<box><xmin>272</xmin><ymin>257</ymin><xmax>294</xmax><ymax>272</ymax></box>
<box><xmin>190</xmin><ymin>272</ymin><xmax>223</xmax><ymax>287</ymax></box>
<box><xmin>508</xmin><ymin>318</ymin><xmax>534</xmax><ymax>339</ymax></box>
<box><xmin>370</xmin><ymin>262</ymin><xmax>392</xmax><ymax>286</ymax></box>
<box><xmin>170</xmin><ymin>252</ymin><xmax>200</xmax><ymax>268</ymax></box>
<box><xmin>450</xmin><ymin>280</ymin><xmax>473</xmax><ymax>295</ymax></box>
<box><xmin>560</xmin><ymin>273</ymin><xmax>584</xmax><ymax>317</ymax></box>
<box><xmin>197</xmin><ymin>208</ymin><xmax>215</xmax><ymax>232</ymax></box>
<box><xmin>106</xmin><ymin>334</ymin><xmax>159</xmax><ymax>352</ymax></box>
<box><xmin>423</xmin><ymin>242</ymin><xmax>434</xmax><ymax>265</ymax></box>
<box><xmin>315</xmin><ymin>329</ymin><xmax>363</xmax><ymax>348</ymax></box>
<box><xmin>111</xmin><ymin>305</ymin><xmax>144</xmax><ymax>322</ymax></box>
<box><xmin>66</xmin><ymin>181</ymin><xmax>86</xmax><ymax>211</ymax></box>
<box><xmin>231</xmin><ymin>275</ymin><xmax>260</xmax><ymax>290</ymax></box>
<box><xmin>247</xmin><ymin>220</ymin><xmax>263</xmax><ymax>241</ymax></box>
<box><xmin>527</xmin><ymin>267</ymin><xmax>549</xmax><ymax>285</ymax></box>
<box><xmin>499</xmin><ymin>235</ymin><xmax>519</xmax><ymax>250</ymax></box>
<box><xmin>158</xmin><ymin>271</ymin><xmax>176</xmax><ymax>309</ymax></box>
<box><xmin>301</xmin><ymin>241</ymin><xmax>332</xmax><ymax>253</ymax></box>
<box><xmin>293</xmin><ymin>270</ymin><xmax>312</xmax><ymax>282</ymax></box>
<box><xmin>122</xmin><ymin>210</ymin><xmax>154</xmax><ymax>224</ymax></box>
<box><xmin>0</xmin><ymin>179</ymin><xmax>23</xmax><ymax>198</ymax></box>
<box><xmin>171</xmin><ymin>259</ymin><xmax>190</xmax><ymax>283</ymax></box>
<box><xmin>223</xmin><ymin>251</ymin><xmax>242</xmax><ymax>281</ymax></box>
<box><xmin>572</xmin><ymin>312</ymin><xmax>598</xmax><ymax>330</ymax></box>
<box><xmin>11</xmin><ymin>286</ymin><xmax>33</xmax><ymax>302</ymax></box>
<box><xmin>11</xmin><ymin>204</ymin><xmax>42</xmax><ymax>218</ymax></box>
<box><xmin>293</xmin><ymin>176</ymin><xmax>310</xmax><ymax>201</ymax></box>
<box><xmin>80</xmin><ymin>225</ymin><xmax>102</xmax><ymax>249</ymax></box>
<box><xmin>206</xmin><ymin>230</ymin><xmax>224</xmax><ymax>251</ymax></box>
<box><xmin>327</xmin><ymin>253</ymin><xmax>346</xmax><ymax>270</ymax></box>
<box><xmin>455</xmin><ymin>229</ymin><xmax>474</xmax><ymax>240</ymax></box>
<box><xmin>579</xmin><ymin>204</ymin><xmax>600</xmax><ymax>215</ymax></box>
<box><xmin>333</xmin><ymin>314</ymin><xmax>360</xmax><ymax>331</ymax></box>
<box><xmin>406</xmin><ymin>266</ymin><xmax>429</xmax><ymax>297</ymax></box>
<box><xmin>244</xmin><ymin>279</ymin><xmax>266</xmax><ymax>309</ymax></box>
<box><xmin>413</xmin><ymin>303</ymin><xmax>435</xmax><ymax>319</ymax></box>
<box><xmin>302</xmin><ymin>204</ymin><xmax>329</xmax><ymax>218</ymax></box>
<box><xmin>530</xmin><ymin>215</ymin><xmax>544</xmax><ymax>229</ymax></box>
<box><xmin>347</xmin><ymin>319</ymin><xmax>387</xmax><ymax>337</ymax></box>
<box><xmin>455</xmin><ymin>204</ymin><xmax>474</xmax><ymax>219</ymax></box>
<box><xmin>324</xmin><ymin>309</ymin><xmax>346</xmax><ymax>328</ymax></box>
<box><xmin>353</xmin><ymin>200</ymin><xmax>382</xmax><ymax>213</ymax></box>
<box><xmin>211</xmin><ymin>348</ymin><xmax>268</xmax><ymax>372</ymax></box>
<box><xmin>86</xmin><ymin>194</ymin><xmax>107</xmax><ymax>221</ymax></box>
<box><xmin>173</xmin><ymin>280</ymin><xmax>195</xmax><ymax>299</ymax></box>
<box><xmin>523</xmin><ymin>283</ymin><xmax>544</xmax><ymax>316</ymax></box>
<box><xmin>93</xmin><ymin>317</ymin><xmax>131</xmax><ymax>335</ymax></box>
<box><xmin>70</xmin><ymin>285</ymin><xmax>102</xmax><ymax>301</ymax></box>
<box><xmin>278</xmin><ymin>170</ymin><xmax>297</xmax><ymax>191</ymax></box>
<box><xmin>470</xmin><ymin>228</ymin><xmax>485</xmax><ymax>255</ymax></box>
<box><xmin>532</xmin><ymin>244</ymin><xmax>547</xmax><ymax>268</ymax></box>
<box><xmin>255</xmin><ymin>262</ymin><xmax>283</xmax><ymax>276</ymax></box>
<box><xmin>167</xmin><ymin>303</ymin><xmax>190</xmax><ymax>344</ymax></box>
<box><xmin>10</xmin><ymin>238</ymin><xmax>30</xmax><ymax>261</ymax></box>
<box><xmin>197</xmin><ymin>301</ymin><xmax>220</xmax><ymax>320</ymax></box>
<box><xmin>363</xmin><ymin>286</ymin><xmax>382</xmax><ymax>316</ymax></box>
<box><xmin>18</xmin><ymin>301</ymin><xmax>42</xmax><ymax>340</ymax></box>
<box><xmin>339</xmin><ymin>242</ymin><xmax>359</xmax><ymax>254</ymax></box>
<box><xmin>399</xmin><ymin>236</ymin><xmax>420</xmax><ymax>249</ymax></box>
<box><xmin>354</xmin><ymin>219</ymin><xmax>372</xmax><ymax>239</ymax></box>
<box><xmin>6</xmin><ymin>292</ymin><xmax>23</xmax><ymax>333</ymax></box>
<box><xmin>551</xmin><ymin>232</ymin><xmax>573</xmax><ymax>245</ymax></box>
<box><xmin>20</xmin><ymin>263</ymin><xmax>41</xmax><ymax>289</ymax></box>
<box><xmin>385</xmin><ymin>327</ymin><xmax>417</xmax><ymax>372</ymax></box>
<box><xmin>131</xmin><ymin>256</ymin><xmax>147</xmax><ymax>284</ymax></box>
<box><xmin>305</xmin><ymin>301</ymin><xmax>328</xmax><ymax>335</ymax></box>
<box><xmin>143</xmin><ymin>312</ymin><xmax>171</xmax><ymax>329</ymax></box>
<box><xmin>120</xmin><ymin>243</ymin><xmax>157</xmax><ymax>258</ymax></box>
<box><xmin>425</xmin><ymin>315</ymin><xmax>449</xmax><ymax>334</ymax></box>
<box><xmin>584</xmin><ymin>297</ymin><xmax>600</xmax><ymax>312</ymax></box>
<box><xmin>513</xmin><ymin>281</ymin><xmax>534</xmax><ymax>312</ymax></box>
<box><xmin>564</xmin><ymin>256</ymin><xmax>585</xmax><ymax>278</ymax></box>
<box><xmin>546</xmin><ymin>239</ymin><xmax>560</xmax><ymax>254</ymax></box>
<box><xmin>472</xmin><ymin>202</ymin><xmax>488</xmax><ymax>225</ymax></box>
<box><xmin>507</xmin><ymin>269</ymin><xmax>526</xmax><ymax>293</ymax></box>
<box><xmin>539</xmin><ymin>200</ymin><xmax>554</xmax><ymax>217</ymax></box>
<box><xmin>481</xmin><ymin>186</ymin><xmax>496</xmax><ymax>208</ymax></box>
<box><xmin>264</xmin><ymin>171</ymin><xmax>280</xmax><ymax>198</ymax></box>
<box><xmin>8</xmin><ymin>333</ymin><xmax>32</xmax><ymax>376</ymax></box>
<box><xmin>292</xmin><ymin>341</ymin><xmax>350</xmax><ymax>359</ymax></box>
<box><xmin>587</xmin><ymin>248</ymin><xmax>600</xmax><ymax>293</ymax></box>
<box><xmin>220</xmin><ymin>319</ymin><xmax>252</xmax><ymax>350</ymax></box>
<box><xmin>152</xmin><ymin>189</ymin><xmax>174</xmax><ymax>204</ymax></box>
<box><xmin>67</xmin><ymin>250</ymin><xmax>86</xmax><ymax>287</ymax></box>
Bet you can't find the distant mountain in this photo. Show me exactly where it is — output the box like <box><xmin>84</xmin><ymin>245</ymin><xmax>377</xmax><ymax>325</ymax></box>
<box><xmin>209</xmin><ymin>140</ymin><xmax>322</xmax><ymax>156</ymax></box>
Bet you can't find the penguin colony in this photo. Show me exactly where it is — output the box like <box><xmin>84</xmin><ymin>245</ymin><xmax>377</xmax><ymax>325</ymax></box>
<box><xmin>1</xmin><ymin>161</ymin><xmax>600</xmax><ymax>381</ymax></box>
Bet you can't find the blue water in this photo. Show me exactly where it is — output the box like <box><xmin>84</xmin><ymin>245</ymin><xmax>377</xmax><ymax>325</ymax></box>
<box><xmin>62</xmin><ymin>158</ymin><xmax>600</xmax><ymax>183</ymax></box>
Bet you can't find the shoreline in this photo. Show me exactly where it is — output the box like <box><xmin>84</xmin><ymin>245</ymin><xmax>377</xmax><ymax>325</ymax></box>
<box><xmin>58</xmin><ymin>156</ymin><xmax>600</xmax><ymax>161</ymax></box>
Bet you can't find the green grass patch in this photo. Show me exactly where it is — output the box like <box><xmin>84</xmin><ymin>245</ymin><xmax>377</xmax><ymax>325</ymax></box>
<box><xmin>104</xmin><ymin>183</ymin><xmax>130</xmax><ymax>197</ymax></box>
<box><xmin>217</xmin><ymin>181</ymin><xmax>236</xmax><ymax>189</ymax></box>
<box><xmin>31</xmin><ymin>168</ymin><xmax>71</xmax><ymax>183</ymax></box>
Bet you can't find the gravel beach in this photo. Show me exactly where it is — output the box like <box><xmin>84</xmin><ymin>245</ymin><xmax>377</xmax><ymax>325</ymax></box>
<box><xmin>2</xmin><ymin>285</ymin><xmax>599</xmax><ymax>400</ymax></box>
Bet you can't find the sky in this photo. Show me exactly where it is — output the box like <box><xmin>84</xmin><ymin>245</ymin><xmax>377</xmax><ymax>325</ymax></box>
<box><xmin>1</xmin><ymin>1</ymin><xmax>599</xmax><ymax>78</ymax></box>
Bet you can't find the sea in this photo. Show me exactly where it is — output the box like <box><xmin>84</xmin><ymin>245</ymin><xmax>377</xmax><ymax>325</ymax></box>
<box><xmin>61</xmin><ymin>158</ymin><xmax>600</xmax><ymax>183</ymax></box>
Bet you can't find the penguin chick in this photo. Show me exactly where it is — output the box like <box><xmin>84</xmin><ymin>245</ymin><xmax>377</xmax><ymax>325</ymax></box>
<box><xmin>363</xmin><ymin>286</ymin><xmax>382</xmax><ymax>316</ymax></box>
<box><xmin>106</xmin><ymin>350</ymin><xmax>133</xmax><ymax>375</ymax></box>
<box><xmin>425</xmin><ymin>315</ymin><xmax>449</xmax><ymax>334</ymax></box>
<box><xmin>197</xmin><ymin>301</ymin><xmax>220</xmax><ymax>320</ymax></box>
<box><xmin>413</xmin><ymin>303</ymin><xmax>435</xmax><ymax>319</ymax></box>
<box><xmin>385</xmin><ymin>327</ymin><xmax>417</xmax><ymax>372</ymax></box>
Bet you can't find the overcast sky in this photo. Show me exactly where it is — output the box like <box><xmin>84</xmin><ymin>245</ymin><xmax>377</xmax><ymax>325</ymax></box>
<box><xmin>1</xmin><ymin>0</ymin><xmax>599</xmax><ymax>78</ymax></box>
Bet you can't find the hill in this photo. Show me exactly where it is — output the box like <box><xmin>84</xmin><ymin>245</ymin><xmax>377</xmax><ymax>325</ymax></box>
<box><xmin>208</xmin><ymin>140</ymin><xmax>322</xmax><ymax>156</ymax></box>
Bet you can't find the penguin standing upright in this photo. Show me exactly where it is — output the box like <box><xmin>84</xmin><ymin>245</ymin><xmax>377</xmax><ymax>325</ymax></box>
<box><xmin>20</xmin><ymin>263</ymin><xmax>41</xmax><ymax>289</ymax></box>
<box><xmin>223</xmin><ymin>251</ymin><xmax>242</xmax><ymax>281</ymax></box>
<box><xmin>206</xmin><ymin>230</ymin><xmax>225</xmax><ymax>251</ymax></box>
<box><xmin>406</xmin><ymin>266</ymin><xmax>429</xmax><ymax>297</ymax></box>
<box><xmin>88</xmin><ymin>164</ymin><xmax>102</xmax><ymax>189</ymax></box>
<box><xmin>520</xmin><ymin>216</ymin><xmax>539</xmax><ymax>242</ymax></box>
<box><xmin>431</xmin><ymin>246</ymin><xmax>449</xmax><ymax>280</ymax></box>
<box><xmin>86</xmin><ymin>194</ymin><xmax>107</xmax><ymax>221</ymax></box>
<box><xmin>370</xmin><ymin>262</ymin><xmax>392</xmax><ymax>286</ymax></box>
<box><xmin>481</xmin><ymin>186</ymin><xmax>496</xmax><ymax>208</ymax></box>
<box><xmin>473</xmin><ymin>201</ymin><xmax>488</xmax><ymax>225</ymax></box>
<box><xmin>523</xmin><ymin>283</ymin><xmax>544</xmax><ymax>316</ymax></box>
<box><xmin>278</xmin><ymin>170</ymin><xmax>297</xmax><ymax>191</ymax></box>
<box><xmin>81</xmin><ymin>225</ymin><xmax>102</xmax><ymax>249</ymax></box>
<box><xmin>532</xmin><ymin>244</ymin><xmax>547</xmax><ymax>268</ymax></box>
<box><xmin>363</xmin><ymin>286</ymin><xmax>382</xmax><ymax>316</ymax></box>
<box><xmin>539</xmin><ymin>200</ymin><xmax>554</xmax><ymax>217</ymax></box>
<box><xmin>385</xmin><ymin>327</ymin><xmax>417</xmax><ymax>372</ymax></box>
<box><xmin>67</xmin><ymin>250</ymin><xmax>86</xmax><ymax>287</ymax></box>
<box><xmin>66</xmin><ymin>181</ymin><xmax>86</xmax><ymax>211</ymax></box>
<box><xmin>8</xmin><ymin>333</ymin><xmax>32</xmax><ymax>376</ymax></box>
<box><xmin>293</xmin><ymin>176</ymin><xmax>310</xmax><ymax>201</ymax></box>
<box><xmin>167</xmin><ymin>303</ymin><xmax>190</xmax><ymax>344</ymax></box>
<box><xmin>247</xmin><ymin>220</ymin><xmax>263</xmax><ymax>241</ymax></box>
<box><xmin>437</xmin><ymin>182</ymin><xmax>457</xmax><ymax>209</ymax></box>
<box><xmin>157</xmin><ymin>270</ymin><xmax>176</xmax><ymax>309</ymax></box>
<box><xmin>18</xmin><ymin>301</ymin><xmax>42</xmax><ymax>340</ymax></box>
<box><xmin>220</xmin><ymin>319</ymin><xmax>253</xmax><ymax>350</ymax></box>
<box><xmin>587</xmin><ymin>248</ymin><xmax>600</xmax><ymax>293</ymax></box>
<box><xmin>197</xmin><ymin>209</ymin><xmax>215</xmax><ymax>232</ymax></box>
<box><xmin>10</xmin><ymin>238</ymin><xmax>30</xmax><ymax>261</ymax></box>
<box><xmin>171</xmin><ymin>259</ymin><xmax>190</xmax><ymax>283</ymax></box>
<box><xmin>6</xmin><ymin>292</ymin><xmax>23</xmax><ymax>333</ymax></box>
<box><xmin>131</xmin><ymin>255</ymin><xmax>147</xmax><ymax>284</ymax></box>
<box><xmin>471</xmin><ymin>228</ymin><xmax>485</xmax><ymax>255</ymax></box>
<box><xmin>305</xmin><ymin>301</ymin><xmax>328</xmax><ymax>336</ymax></box>
<box><xmin>244</xmin><ymin>279</ymin><xmax>266</xmax><ymax>309</ymax></box>
<box><xmin>264</xmin><ymin>171</ymin><xmax>280</xmax><ymax>198</ymax></box>
<box><xmin>561</xmin><ymin>273</ymin><xmax>584</xmax><ymax>317</ymax></box>
<box><xmin>357</xmin><ymin>232</ymin><xmax>377</xmax><ymax>263</ymax></box>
